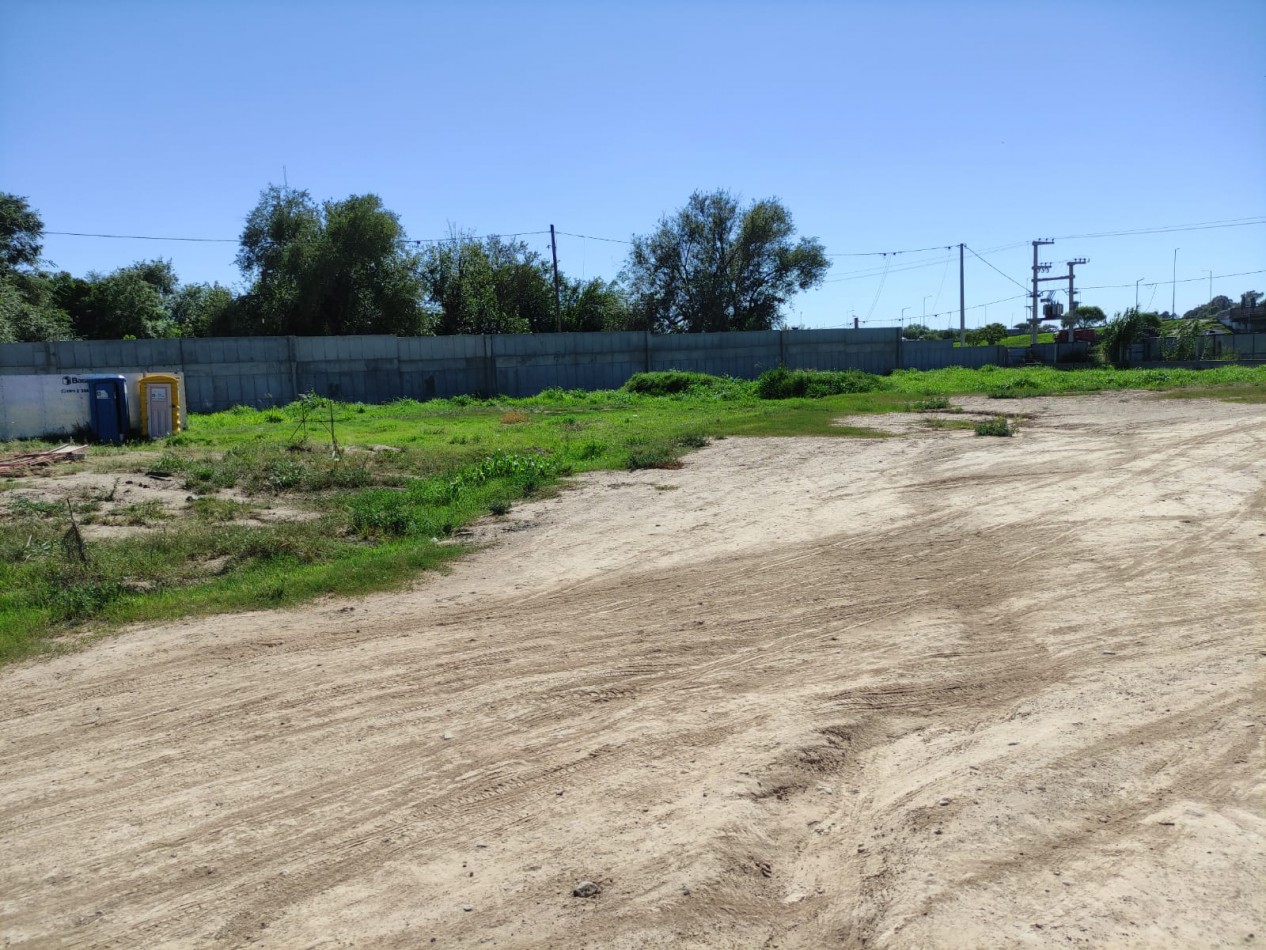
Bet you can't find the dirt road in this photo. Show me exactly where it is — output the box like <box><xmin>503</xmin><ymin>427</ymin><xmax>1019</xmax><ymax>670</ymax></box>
<box><xmin>2</xmin><ymin>392</ymin><xmax>1263</xmax><ymax>948</ymax></box>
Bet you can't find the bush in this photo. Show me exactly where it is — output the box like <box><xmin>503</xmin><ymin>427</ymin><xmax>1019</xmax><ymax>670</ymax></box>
<box><xmin>623</xmin><ymin>371</ymin><xmax>722</xmax><ymax>396</ymax></box>
<box><xmin>974</xmin><ymin>416</ymin><xmax>1013</xmax><ymax>437</ymax></box>
<box><xmin>756</xmin><ymin>367</ymin><xmax>888</xmax><ymax>399</ymax></box>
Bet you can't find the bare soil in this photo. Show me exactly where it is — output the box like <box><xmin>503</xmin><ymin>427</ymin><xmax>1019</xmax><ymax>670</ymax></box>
<box><xmin>2</xmin><ymin>471</ymin><xmax>313</xmax><ymax>538</ymax></box>
<box><xmin>2</xmin><ymin>392</ymin><xmax>1263</xmax><ymax>949</ymax></box>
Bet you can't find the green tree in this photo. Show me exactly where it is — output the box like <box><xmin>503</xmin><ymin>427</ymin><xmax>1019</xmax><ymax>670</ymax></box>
<box><xmin>1098</xmin><ymin>309</ymin><xmax>1155</xmax><ymax>366</ymax></box>
<box><xmin>0</xmin><ymin>193</ymin><xmax>76</xmax><ymax>342</ymax></box>
<box><xmin>559</xmin><ymin>277</ymin><xmax>628</xmax><ymax>332</ymax></box>
<box><xmin>622</xmin><ymin>190</ymin><xmax>829</xmax><ymax>333</ymax></box>
<box><xmin>234</xmin><ymin>186</ymin><xmax>425</xmax><ymax>335</ymax></box>
<box><xmin>966</xmin><ymin>322</ymin><xmax>1008</xmax><ymax>345</ymax></box>
<box><xmin>1182</xmin><ymin>295</ymin><xmax>1234</xmax><ymax>321</ymax></box>
<box><xmin>419</xmin><ymin>232</ymin><xmax>554</xmax><ymax>335</ymax></box>
<box><xmin>0</xmin><ymin>193</ymin><xmax>44</xmax><ymax>272</ymax></box>
<box><xmin>54</xmin><ymin>259</ymin><xmax>181</xmax><ymax>339</ymax></box>
<box><xmin>171</xmin><ymin>282</ymin><xmax>237</xmax><ymax>336</ymax></box>
<box><xmin>1063</xmin><ymin>305</ymin><xmax>1106</xmax><ymax>328</ymax></box>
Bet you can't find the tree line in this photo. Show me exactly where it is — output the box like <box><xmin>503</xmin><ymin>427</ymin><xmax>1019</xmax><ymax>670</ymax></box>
<box><xmin>0</xmin><ymin>188</ymin><xmax>829</xmax><ymax>343</ymax></box>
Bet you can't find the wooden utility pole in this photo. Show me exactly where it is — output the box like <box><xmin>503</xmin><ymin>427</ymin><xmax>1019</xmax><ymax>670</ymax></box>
<box><xmin>550</xmin><ymin>224</ymin><xmax>562</xmax><ymax>332</ymax></box>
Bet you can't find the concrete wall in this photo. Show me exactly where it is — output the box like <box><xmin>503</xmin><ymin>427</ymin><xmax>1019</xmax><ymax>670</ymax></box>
<box><xmin>0</xmin><ymin>328</ymin><xmax>1053</xmax><ymax>425</ymax></box>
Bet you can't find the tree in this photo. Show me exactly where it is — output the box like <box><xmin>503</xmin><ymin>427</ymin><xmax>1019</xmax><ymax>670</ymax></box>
<box><xmin>0</xmin><ymin>193</ymin><xmax>45</xmax><ymax>272</ymax></box>
<box><xmin>1098</xmin><ymin>309</ymin><xmax>1155</xmax><ymax>366</ymax></box>
<box><xmin>965</xmin><ymin>322</ymin><xmax>1008</xmax><ymax>345</ymax></box>
<box><xmin>558</xmin><ymin>277</ymin><xmax>628</xmax><ymax>332</ymax></box>
<box><xmin>902</xmin><ymin>322</ymin><xmax>935</xmax><ymax>341</ymax></box>
<box><xmin>622</xmin><ymin>190</ymin><xmax>829</xmax><ymax>333</ymax></box>
<box><xmin>171</xmin><ymin>282</ymin><xmax>237</xmax><ymax>336</ymax></box>
<box><xmin>1182</xmin><ymin>295</ymin><xmax>1234</xmax><ymax>321</ymax></box>
<box><xmin>0</xmin><ymin>194</ymin><xmax>77</xmax><ymax>342</ymax></box>
<box><xmin>1063</xmin><ymin>305</ymin><xmax>1106</xmax><ymax>329</ymax></box>
<box><xmin>53</xmin><ymin>259</ymin><xmax>181</xmax><ymax>339</ymax></box>
<box><xmin>418</xmin><ymin>232</ymin><xmax>554</xmax><ymax>335</ymax></box>
<box><xmin>234</xmin><ymin>185</ymin><xmax>425</xmax><ymax>335</ymax></box>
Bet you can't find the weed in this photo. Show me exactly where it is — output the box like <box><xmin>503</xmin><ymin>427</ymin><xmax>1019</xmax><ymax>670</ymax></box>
<box><xmin>627</xmin><ymin>446</ymin><xmax>682</xmax><ymax>470</ymax></box>
<box><xmin>904</xmin><ymin>395</ymin><xmax>951</xmax><ymax>411</ymax></box>
<box><xmin>974</xmin><ymin>416</ymin><xmax>1014</xmax><ymax>437</ymax></box>
<box><xmin>500</xmin><ymin>409</ymin><xmax>530</xmax><ymax>425</ymax></box>
<box><xmin>624</xmin><ymin>371</ymin><xmax>723</xmax><ymax>396</ymax></box>
<box><xmin>757</xmin><ymin>367</ymin><xmax>889</xmax><ymax>399</ymax></box>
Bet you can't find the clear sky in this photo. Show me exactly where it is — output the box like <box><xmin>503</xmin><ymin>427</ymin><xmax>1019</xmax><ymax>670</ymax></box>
<box><xmin>3</xmin><ymin>0</ymin><xmax>1264</xmax><ymax>330</ymax></box>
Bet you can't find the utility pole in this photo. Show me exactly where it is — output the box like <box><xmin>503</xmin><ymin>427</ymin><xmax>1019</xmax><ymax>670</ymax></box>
<box><xmin>550</xmin><ymin>224</ymin><xmax>562</xmax><ymax>332</ymax></box>
<box><xmin>1031</xmin><ymin>240</ymin><xmax>1055</xmax><ymax>346</ymax></box>
<box><xmin>1066</xmin><ymin>258</ymin><xmax>1087</xmax><ymax>319</ymax></box>
<box><xmin>1205</xmin><ymin>269</ymin><xmax>1213</xmax><ymax>302</ymax></box>
<box><xmin>958</xmin><ymin>243</ymin><xmax>966</xmax><ymax>347</ymax></box>
<box><xmin>1135</xmin><ymin>277</ymin><xmax>1144</xmax><ymax>311</ymax></box>
<box><xmin>1171</xmin><ymin>247</ymin><xmax>1179</xmax><ymax>317</ymax></box>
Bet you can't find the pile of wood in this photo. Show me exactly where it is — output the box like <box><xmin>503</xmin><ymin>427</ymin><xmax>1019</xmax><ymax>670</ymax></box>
<box><xmin>0</xmin><ymin>444</ymin><xmax>88</xmax><ymax>477</ymax></box>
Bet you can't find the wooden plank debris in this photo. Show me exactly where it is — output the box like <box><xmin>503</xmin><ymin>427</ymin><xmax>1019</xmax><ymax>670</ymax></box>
<box><xmin>0</xmin><ymin>444</ymin><xmax>88</xmax><ymax>477</ymax></box>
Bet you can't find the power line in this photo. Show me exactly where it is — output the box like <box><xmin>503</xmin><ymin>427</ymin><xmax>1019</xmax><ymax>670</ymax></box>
<box><xmin>45</xmin><ymin>230</ymin><xmax>238</xmax><ymax>243</ymax></box>
<box><xmin>827</xmin><ymin>243</ymin><xmax>951</xmax><ymax>258</ymax></box>
<box><xmin>964</xmin><ymin>245</ymin><xmax>1030</xmax><ymax>292</ymax></box>
<box><xmin>1077</xmin><ymin>268</ymin><xmax>1265</xmax><ymax>291</ymax></box>
<box><xmin>1051</xmin><ymin>216</ymin><xmax>1266</xmax><ymax>241</ymax></box>
<box><xmin>555</xmin><ymin>230</ymin><xmax>633</xmax><ymax>245</ymax></box>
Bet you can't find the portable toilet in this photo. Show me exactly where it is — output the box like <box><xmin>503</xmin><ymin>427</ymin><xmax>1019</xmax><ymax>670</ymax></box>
<box><xmin>139</xmin><ymin>373</ymin><xmax>182</xmax><ymax>439</ymax></box>
<box><xmin>86</xmin><ymin>375</ymin><xmax>130</xmax><ymax>444</ymax></box>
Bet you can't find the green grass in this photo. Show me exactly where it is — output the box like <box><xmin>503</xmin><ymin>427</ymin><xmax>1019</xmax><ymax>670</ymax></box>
<box><xmin>3</xmin><ymin>363</ymin><xmax>1264</xmax><ymax>666</ymax></box>
<box><xmin>974</xmin><ymin>416</ymin><xmax>1015</xmax><ymax>437</ymax></box>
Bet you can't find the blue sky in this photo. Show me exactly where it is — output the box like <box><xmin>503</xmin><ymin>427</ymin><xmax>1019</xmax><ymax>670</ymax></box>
<box><xmin>2</xmin><ymin>0</ymin><xmax>1264</xmax><ymax>329</ymax></box>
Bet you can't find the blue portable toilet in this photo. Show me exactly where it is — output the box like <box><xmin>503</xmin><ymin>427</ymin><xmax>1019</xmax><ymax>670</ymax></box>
<box><xmin>86</xmin><ymin>375</ymin><xmax>130</xmax><ymax>444</ymax></box>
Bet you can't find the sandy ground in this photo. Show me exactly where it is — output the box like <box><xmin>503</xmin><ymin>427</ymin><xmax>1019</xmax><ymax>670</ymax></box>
<box><xmin>1</xmin><ymin>392</ymin><xmax>1264</xmax><ymax>949</ymax></box>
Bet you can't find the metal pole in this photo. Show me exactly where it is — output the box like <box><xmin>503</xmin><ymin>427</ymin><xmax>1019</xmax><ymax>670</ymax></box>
<box><xmin>550</xmin><ymin>224</ymin><xmax>562</xmax><ymax>332</ymax></box>
<box><xmin>1135</xmin><ymin>278</ymin><xmax>1143</xmax><ymax>311</ymax></box>
<box><xmin>1205</xmin><ymin>269</ymin><xmax>1213</xmax><ymax>302</ymax></box>
<box><xmin>958</xmin><ymin>243</ymin><xmax>966</xmax><ymax>347</ymax></box>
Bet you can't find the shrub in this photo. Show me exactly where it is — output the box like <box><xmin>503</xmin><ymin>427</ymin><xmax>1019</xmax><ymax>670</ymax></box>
<box><xmin>756</xmin><ymin>367</ymin><xmax>888</xmax><ymax>399</ymax></box>
<box><xmin>623</xmin><ymin>371</ymin><xmax>723</xmax><ymax>396</ymax></box>
<box><xmin>627</xmin><ymin>446</ymin><xmax>681</xmax><ymax>470</ymax></box>
<box><xmin>974</xmin><ymin>416</ymin><xmax>1014</xmax><ymax>437</ymax></box>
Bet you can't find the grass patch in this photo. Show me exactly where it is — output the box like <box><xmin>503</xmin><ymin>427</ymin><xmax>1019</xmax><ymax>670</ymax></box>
<box><xmin>920</xmin><ymin>418</ymin><xmax>977</xmax><ymax>431</ymax></box>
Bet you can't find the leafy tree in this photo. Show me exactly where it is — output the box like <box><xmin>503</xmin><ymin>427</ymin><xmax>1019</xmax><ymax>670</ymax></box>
<box><xmin>1098</xmin><ymin>308</ymin><xmax>1156</xmax><ymax>366</ymax></box>
<box><xmin>0</xmin><ymin>193</ymin><xmax>44</xmax><ymax>272</ymax></box>
<box><xmin>1182</xmin><ymin>295</ymin><xmax>1234</xmax><ymax>321</ymax></box>
<box><xmin>419</xmin><ymin>232</ymin><xmax>553</xmax><ymax>335</ymax></box>
<box><xmin>234</xmin><ymin>186</ymin><xmax>425</xmax><ymax>335</ymax></box>
<box><xmin>1063</xmin><ymin>305</ymin><xmax>1106</xmax><ymax>328</ymax></box>
<box><xmin>1241</xmin><ymin>290</ymin><xmax>1261</xmax><ymax>309</ymax></box>
<box><xmin>53</xmin><ymin>259</ymin><xmax>181</xmax><ymax>339</ymax></box>
<box><xmin>622</xmin><ymin>189</ymin><xmax>829</xmax><ymax>333</ymax></box>
<box><xmin>0</xmin><ymin>194</ymin><xmax>77</xmax><ymax>342</ymax></box>
<box><xmin>171</xmin><ymin>282</ymin><xmax>237</xmax><ymax>336</ymax></box>
<box><xmin>560</xmin><ymin>277</ymin><xmax>628</xmax><ymax>332</ymax></box>
<box><xmin>901</xmin><ymin>322</ymin><xmax>935</xmax><ymax>341</ymax></box>
<box><xmin>0</xmin><ymin>274</ymin><xmax>74</xmax><ymax>342</ymax></box>
<box><xmin>965</xmin><ymin>322</ymin><xmax>1008</xmax><ymax>345</ymax></box>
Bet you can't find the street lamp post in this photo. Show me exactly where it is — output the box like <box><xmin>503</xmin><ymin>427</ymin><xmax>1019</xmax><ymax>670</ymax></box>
<box><xmin>1135</xmin><ymin>277</ymin><xmax>1145</xmax><ymax>311</ymax></box>
<box><xmin>922</xmin><ymin>296</ymin><xmax>931</xmax><ymax>320</ymax></box>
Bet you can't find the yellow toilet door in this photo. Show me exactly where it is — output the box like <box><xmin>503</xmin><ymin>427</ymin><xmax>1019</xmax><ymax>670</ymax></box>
<box><xmin>147</xmin><ymin>383</ymin><xmax>173</xmax><ymax>438</ymax></box>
